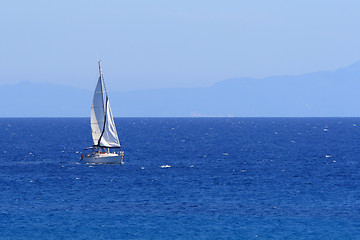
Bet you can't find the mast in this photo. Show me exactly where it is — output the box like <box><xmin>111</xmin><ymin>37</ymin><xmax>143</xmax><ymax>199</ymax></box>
<box><xmin>98</xmin><ymin>60</ymin><xmax>108</xmax><ymax>97</ymax></box>
<box><xmin>98</xmin><ymin>60</ymin><xmax>103</xmax><ymax>77</ymax></box>
<box><xmin>97</xmin><ymin>60</ymin><xmax>107</xmax><ymax>147</ymax></box>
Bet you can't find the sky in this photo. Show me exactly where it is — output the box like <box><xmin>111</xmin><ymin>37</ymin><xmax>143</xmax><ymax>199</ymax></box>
<box><xmin>1</xmin><ymin>0</ymin><xmax>360</xmax><ymax>92</ymax></box>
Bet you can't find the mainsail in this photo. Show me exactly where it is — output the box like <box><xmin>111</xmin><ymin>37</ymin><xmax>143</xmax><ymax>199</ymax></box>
<box><xmin>90</xmin><ymin>61</ymin><xmax>121</xmax><ymax>148</ymax></box>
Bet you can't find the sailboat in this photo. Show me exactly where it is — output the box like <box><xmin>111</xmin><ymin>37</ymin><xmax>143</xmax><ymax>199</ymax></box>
<box><xmin>81</xmin><ymin>61</ymin><xmax>124</xmax><ymax>164</ymax></box>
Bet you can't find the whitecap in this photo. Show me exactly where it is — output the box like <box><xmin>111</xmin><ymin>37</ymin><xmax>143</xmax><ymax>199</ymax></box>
<box><xmin>160</xmin><ymin>165</ymin><xmax>171</xmax><ymax>168</ymax></box>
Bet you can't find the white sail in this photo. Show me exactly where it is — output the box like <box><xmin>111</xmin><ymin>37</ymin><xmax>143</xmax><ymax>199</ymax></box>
<box><xmin>99</xmin><ymin>98</ymin><xmax>121</xmax><ymax>147</ymax></box>
<box><xmin>90</xmin><ymin>76</ymin><xmax>105</xmax><ymax>146</ymax></box>
<box><xmin>90</xmin><ymin>61</ymin><xmax>121</xmax><ymax>148</ymax></box>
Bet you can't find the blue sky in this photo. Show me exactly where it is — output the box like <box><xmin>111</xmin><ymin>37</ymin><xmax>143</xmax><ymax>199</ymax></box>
<box><xmin>1</xmin><ymin>0</ymin><xmax>360</xmax><ymax>92</ymax></box>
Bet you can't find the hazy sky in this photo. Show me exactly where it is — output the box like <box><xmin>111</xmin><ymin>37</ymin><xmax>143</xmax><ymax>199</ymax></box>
<box><xmin>1</xmin><ymin>0</ymin><xmax>360</xmax><ymax>92</ymax></box>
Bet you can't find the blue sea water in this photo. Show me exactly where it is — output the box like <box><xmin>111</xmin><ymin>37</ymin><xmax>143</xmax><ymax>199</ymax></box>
<box><xmin>0</xmin><ymin>117</ymin><xmax>360</xmax><ymax>239</ymax></box>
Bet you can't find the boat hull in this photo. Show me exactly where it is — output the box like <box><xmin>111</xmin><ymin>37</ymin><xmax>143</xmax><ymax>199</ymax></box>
<box><xmin>82</xmin><ymin>152</ymin><xmax>124</xmax><ymax>164</ymax></box>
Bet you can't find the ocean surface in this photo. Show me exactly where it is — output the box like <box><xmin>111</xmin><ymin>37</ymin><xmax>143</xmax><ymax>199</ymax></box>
<box><xmin>0</xmin><ymin>118</ymin><xmax>359</xmax><ymax>239</ymax></box>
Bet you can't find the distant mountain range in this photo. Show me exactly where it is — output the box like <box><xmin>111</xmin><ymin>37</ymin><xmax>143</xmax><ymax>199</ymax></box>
<box><xmin>2</xmin><ymin>61</ymin><xmax>360</xmax><ymax>117</ymax></box>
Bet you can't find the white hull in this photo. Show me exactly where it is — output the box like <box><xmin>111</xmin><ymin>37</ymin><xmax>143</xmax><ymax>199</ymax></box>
<box><xmin>82</xmin><ymin>152</ymin><xmax>124</xmax><ymax>164</ymax></box>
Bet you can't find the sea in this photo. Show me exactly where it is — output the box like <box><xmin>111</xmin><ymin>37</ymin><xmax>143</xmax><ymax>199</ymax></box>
<box><xmin>0</xmin><ymin>117</ymin><xmax>359</xmax><ymax>239</ymax></box>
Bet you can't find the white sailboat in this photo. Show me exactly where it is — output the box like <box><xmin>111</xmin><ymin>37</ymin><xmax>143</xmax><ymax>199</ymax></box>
<box><xmin>81</xmin><ymin>61</ymin><xmax>124</xmax><ymax>164</ymax></box>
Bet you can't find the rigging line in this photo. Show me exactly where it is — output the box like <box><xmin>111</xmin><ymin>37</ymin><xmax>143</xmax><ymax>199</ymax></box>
<box><xmin>98</xmin><ymin>96</ymin><xmax>108</xmax><ymax>147</ymax></box>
